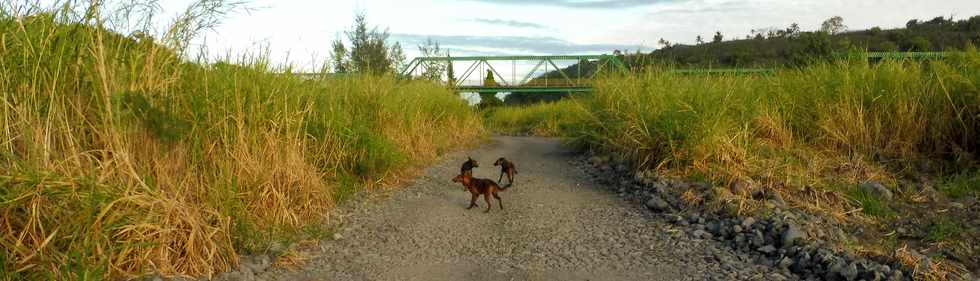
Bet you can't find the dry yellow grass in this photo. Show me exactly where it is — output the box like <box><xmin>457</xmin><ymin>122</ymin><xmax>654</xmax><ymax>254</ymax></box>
<box><xmin>0</xmin><ymin>4</ymin><xmax>485</xmax><ymax>280</ymax></box>
<box><xmin>487</xmin><ymin>50</ymin><xmax>980</xmax><ymax>279</ymax></box>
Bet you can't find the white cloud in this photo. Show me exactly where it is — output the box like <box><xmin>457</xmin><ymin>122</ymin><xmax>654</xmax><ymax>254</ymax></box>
<box><xmin>136</xmin><ymin>0</ymin><xmax>980</xmax><ymax>70</ymax></box>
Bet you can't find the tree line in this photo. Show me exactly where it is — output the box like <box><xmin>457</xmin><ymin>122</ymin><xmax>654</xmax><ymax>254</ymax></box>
<box><xmin>638</xmin><ymin>15</ymin><xmax>980</xmax><ymax>69</ymax></box>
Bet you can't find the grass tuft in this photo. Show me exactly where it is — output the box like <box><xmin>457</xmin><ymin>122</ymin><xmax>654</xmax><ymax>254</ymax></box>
<box><xmin>846</xmin><ymin>188</ymin><xmax>895</xmax><ymax>218</ymax></box>
<box><xmin>925</xmin><ymin>219</ymin><xmax>962</xmax><ymax>243</ymax></box>
<box><xmin>939</xmin><ymin>170</ymin><xmax>980</xmax><ymax>199</ymax></box>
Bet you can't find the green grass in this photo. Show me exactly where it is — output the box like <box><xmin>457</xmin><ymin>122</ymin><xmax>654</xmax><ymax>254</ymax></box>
<box><xmin>488</xmin><ymin>47</ymin><xmax>980</xmax><ymax>217</ymax></box>
<box><xmin>940</xmin><ymin>171</ymin><xmax>980</xmax><ymax>199</ymax></box>
<box><xmin>846</xmin><ymin>188</ymin><xmax>896</xmax><ymax>218</ymax></box>
<box><xmin>485</xmin><ymin>99</ymin><xmax>592</xmax><ymax>137</ymax></box>
<box><xmin>926</xmin><ymin>218</ymin><xmax>963</xmax><ymax>243</ymax></box>
<box><xmin>1</xmin><ymin>4</ymin><xmax>485</xmax><ymax>280</ymax></box>
<box><xmin>486</xmin><ymin>48</ymin><xmax>980</xmax><ymax>279</ymax></box>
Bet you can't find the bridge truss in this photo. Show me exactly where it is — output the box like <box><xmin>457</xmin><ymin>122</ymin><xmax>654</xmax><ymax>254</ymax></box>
<box><xmin>399</xmin><ymin>55</ymin><xmax>627</xmax><ymax>93</ymax></box>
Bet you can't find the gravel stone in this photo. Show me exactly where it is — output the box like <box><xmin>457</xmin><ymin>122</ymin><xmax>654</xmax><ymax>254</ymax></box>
<box><xmin>860</xmin><ymin>181</ymin><xmax>893</xmax><ymax>200</ymax></box>
<box><xmin>231</xmin><ymin>137</ymin><xmax>800</xmax><ymax>281</ymax></box>
<box><xmin>200</xmin><ymin>137</ymin><xmax>914</xmax><ymax>281</ymax></box>
<box><xmin>757</xmin><ymin>245</ymin><xmax>777</xmax><ymax>254</ymax></box>
<box><xmin>645</xmin><ymin>196</ymin><xmax>670</xmax><ymax>212</ymax></box>
<box><xmin>782</xmin><ymin>223</ymin><xmax>806</xmax><ymax>248</ymax></box>
<box><xmin>741</xmin><ymin>217</ymin><xmax>757</xmax><ymax>229</ymax></box>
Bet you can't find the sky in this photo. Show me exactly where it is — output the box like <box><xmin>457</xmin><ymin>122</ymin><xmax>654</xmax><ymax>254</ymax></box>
<box><xmin>143</xmin><ymin>0</ymin><xmax>980</xmax><ymax>71</ymax></box>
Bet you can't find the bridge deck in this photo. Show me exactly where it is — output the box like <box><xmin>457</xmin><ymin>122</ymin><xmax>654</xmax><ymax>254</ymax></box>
<box><xmin>454</xmin><ymin>85</ymin><xmax>592</xmax><ymax>93</ymax></box>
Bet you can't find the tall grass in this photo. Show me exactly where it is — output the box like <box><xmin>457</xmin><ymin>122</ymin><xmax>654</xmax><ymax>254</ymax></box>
<box><xmin>490</xmin><ymin>49</ymin><xmax>980</xmax><ymax>215</ymax></box>
<box><xmin>485</xmin><ymin>99</ymin><xmax>592</xmax><ymax>137</ymax></box>
<box><xmin>585</xmin><ymin>50</ymin><xmax>979</xmax><ymax>183</ymax></box>
<box><xmin>0</xmin><ymin>4</ymin><xmax>484</xmax><ymax>280</ymax></box>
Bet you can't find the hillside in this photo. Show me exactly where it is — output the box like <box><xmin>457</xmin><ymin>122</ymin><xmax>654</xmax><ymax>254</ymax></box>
<box><xmin>643</xmin><ymin>15</ymin><xmax>980</xmax><ymax>68</ymax></box>
<box><xmin>532</xmin><ymin>15</ymin><xmax>980</xmax><ymax>72</ymax></box>
<box><xmin>498</xmin><ymin>15</ymin><xmax>980</xmax><ymax>105</ymax></box>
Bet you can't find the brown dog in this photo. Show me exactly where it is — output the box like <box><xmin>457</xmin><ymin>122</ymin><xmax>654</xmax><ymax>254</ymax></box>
<box><xmin>493</xmin><ymin>157</ymin><xmax>518</xmax><ymax>188</ymax></box>
<box><xmin>452</xmin><ymin>173</ymin><xmax>507</xmax><ymax>213</ymax></box>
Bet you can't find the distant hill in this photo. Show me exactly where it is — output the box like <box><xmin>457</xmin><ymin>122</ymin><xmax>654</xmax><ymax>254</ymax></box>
<box><xmin>546</xmin><ymin>15</ymin><xmax>980</xmax><ymax>72</ymax></box>
<box><xmin>639</xmin><ymin>15</ymin><xmax>980</xmax><ymax>69</ymax></box>
<box><xmin>501</xmin><ymin>15</ymin><xmax>980</xmax><ymax>105</ymax></box>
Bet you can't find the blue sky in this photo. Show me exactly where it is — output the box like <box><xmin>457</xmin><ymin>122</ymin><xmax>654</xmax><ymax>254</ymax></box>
<box><xmin>148</xmin><ymin>0</ymin><xmax>980</xmax><ymax>71</ymax></box>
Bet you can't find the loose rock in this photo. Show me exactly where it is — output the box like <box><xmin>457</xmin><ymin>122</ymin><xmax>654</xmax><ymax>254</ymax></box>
<box><xmin>741</xmin><ymin>217</ymin><xmax>756</xmax><ymax>229</ymax></box>
<box><xmin>860</xmin><ymin>181</ymin><xmax>893</xmax><ymax>200</ymax></box>
<box><xmin>757</xmin><ymin>245</ymin><xmax>777</xmax><ymax>254</ymax></box>
<box><xmin>782</xmin><ymin>223</ymin><xmax>806</xmax><ymax>248</ymax></box>
<box><xmin>645</xmin><ymin>196</ymin><xmax>670</xmax><ymax>212</ymax></box>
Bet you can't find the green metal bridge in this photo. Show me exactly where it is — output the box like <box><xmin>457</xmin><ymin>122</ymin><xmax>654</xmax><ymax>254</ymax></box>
<box><xmin>394</xmin><ymin>52</ymin><xmax>953</xmax><ymax>93</ymax></box>
<box><xmin>399</xmin><ymin>55</ymin><xmax>627</xmax><ymax>93</ymax></box>
<box><xmin>281</xmin><ymin>51</ymin><xmax>958</xmax><ymax>95</ymax></box>
<box><xmin>860</xmin><ymin>51</ymin><xmax>949</xmax><ymax>59</ymax></box>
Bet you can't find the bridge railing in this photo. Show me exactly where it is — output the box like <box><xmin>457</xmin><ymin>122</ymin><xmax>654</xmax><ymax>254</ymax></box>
<box><xmin>851</xmin><ymin>51</ymin><xmax>949</xmax><ymax>59</ymax></box>
<box><xmin>453</xmin><ymin>78</ymin><xmax>595</xmax><ymax>87</ymax></box>
<box><xmin>399</xmin><ymin>54</ymin><xmax>627</xmax><ymax>92</ymax></box>
<box><xmin>285</xmin><ymin>52</ymin><xmax>956</xmax><ymax>92</ymax></box>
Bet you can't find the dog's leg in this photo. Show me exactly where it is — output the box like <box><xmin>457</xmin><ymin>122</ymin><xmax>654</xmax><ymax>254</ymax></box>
<box><xmin>493</xmin><ymin>192</ymin><xmax>503</xmax><ymax>210</ymax></box>
<box><xmin>467</xmin><ymin>193</ymin><xmax>478</xmax><ymax>209</ymax></box>
<box><xmin>483</xmin><ymin>193</ymin><xmax>492</xmax><ymax>213</ymax></box>
<box><xmin>507</xmin><ymin>171</ymin><xmax>514</xmax><ymax>187</ymax></box>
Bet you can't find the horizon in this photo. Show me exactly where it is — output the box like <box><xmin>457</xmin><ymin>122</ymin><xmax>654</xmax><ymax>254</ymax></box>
<box><xmin>148</xmin><ymin>0</ymin><xmax>980</xmax><ymax>71</ymax></box>
<box><xmin>17</xmin><ymin>1</ymin><xmax>980</xmax><ymax>71</ymax></box>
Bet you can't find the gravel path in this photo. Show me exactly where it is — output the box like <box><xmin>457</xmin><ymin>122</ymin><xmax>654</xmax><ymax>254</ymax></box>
<box><xmin>249</xmin><ymin>136</ymin><xmax>790</xmax><ymax>281</ymax></box>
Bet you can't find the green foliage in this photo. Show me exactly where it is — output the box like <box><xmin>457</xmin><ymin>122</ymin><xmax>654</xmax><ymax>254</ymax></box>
<box><xmin>417</xmin><ymin>38</ymin><xmax>448</xmax><ymax>80</ymax></box>
<box><xmin>117</xmin><ymin>92</ymin><xmax>191</xmax><ymax>144</ymax></box>
<box><xmin>926</xmin><ymin>218</ymin><xmax>963</xmax><ymax>243</ymax></box>
<box><xmin>796</xmin><ymin>32</ymin><xmax>835</xmax><ymax>62</ymax></box>
<box><xmin>503</xmin><ymin>92</ymin><xmax>572</xmax><ymax>105</ymax></box>
<box><xmin>478</xmin><ymin>70</ymin><xmax>504</xmax><ymax>108</ymax></box>
<box><xmin>331</xmin><ymin>12</ymin><xmax>404</xmax><ymax>74</ymax></box>
<box><xmin>869</xmin><ymin>27</ymin><xmax>883</xmax><ymax>36</ymax></box>
<box><xmin>351</xmin><ymin>127</ymin><xmax>406</xmax><ymax>178</ymax></box>
<box><xmin>485</xmin><ymin>99</ymin><xmax>591</xmax><ymax>137</ymax></box>
<box><xmin>333</xmin><ymin>172</ymin><xmax>361</xmax><ymax>203</ymax></box>
<box><xmin>847</xmin><ymin>188</ymin><xmax>895</xmax><ymax>218</ymax></box>
<box><xmin>940</xmin><ymin>170</ymin><xmax>980</xmax><ymax>199</ymax></box>
<box><xmin>488</xmin><ymin>51</ymin><xmax>980</xmax><ymax>208</ymax></box>
<box><xmin>478</xmin><ymin>93</ymin><xmax>504</xmax><ymax>109</ymax></box>
<box><xmin>331</xmin><ymin>39</ymin><xmax>351</xmax><ymax>73</ymax></box>
<box><xmin>820</xmin><ymin>16</ymin><xmax>848</xmax><ymax>35</ymax></box>
<box><xmin>906</xmin><ymin>36</ymin><xmax>932</xmax><ymax>51</ymax></box>
<box><xmin>877</xmin><ymin>41</ymin><xmax>899</xmax><ymax>52</ymax></box>
<box><xmin>589</xmin><ymin>15</ymin><xmax>980</xmax><ymax>69</ymax></box>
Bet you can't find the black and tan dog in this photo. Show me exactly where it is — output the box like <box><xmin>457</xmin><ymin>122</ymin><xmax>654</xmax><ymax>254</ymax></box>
<box><xmin>452</xmin><ymin>172</ymin><xmax>507</xmax><ymax>213</ymax></box>
<box><xmin>460</xmin><ymin>156</ymin><xmax>478</xmax><ymax>176</ymax></box>
<box><xmin>493</xmin><ymin>157</ymin><xmax>518</xmax><ymax>188</ymax></box>
<box><xmin>459</xmin><ymin>157</ymin><xmax>479</xmax><ymax>191</ymax></box>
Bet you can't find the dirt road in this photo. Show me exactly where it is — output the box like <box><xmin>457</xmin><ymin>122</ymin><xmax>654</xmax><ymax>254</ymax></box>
<box><xmin>248</xmin><ymin>137</ymin><xmax>788</xmax><ymax>281</ymax></box>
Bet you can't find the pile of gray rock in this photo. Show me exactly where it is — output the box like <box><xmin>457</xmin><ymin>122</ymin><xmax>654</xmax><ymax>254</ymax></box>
<box><xmin>575</xmin><ymin>153</ymin><xmax>912</xmax><ymax>281</ymax></box>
